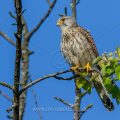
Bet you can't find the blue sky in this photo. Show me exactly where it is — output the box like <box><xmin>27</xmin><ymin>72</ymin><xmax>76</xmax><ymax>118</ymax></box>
<box><xmin>0</xmin><ymin>0</ymin><xmax>120</xmax><ymax>120</ymax></box>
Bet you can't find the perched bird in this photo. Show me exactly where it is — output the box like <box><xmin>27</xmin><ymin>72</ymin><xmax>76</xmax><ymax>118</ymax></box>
<box><xmin>57</xmin><ymin>16</ymin><xmax>114</xmax><ymax>111</ymax></box>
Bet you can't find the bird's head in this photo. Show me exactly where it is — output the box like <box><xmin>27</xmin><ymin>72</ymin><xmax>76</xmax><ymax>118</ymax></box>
<box><xmin>57</xmin><ymin>16</ymin><xmax>77</xmax><ymax>30</ymax></box>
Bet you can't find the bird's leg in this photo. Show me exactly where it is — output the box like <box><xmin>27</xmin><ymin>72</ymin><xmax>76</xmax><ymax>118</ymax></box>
<box><xmin>84</xmin><ymin>62</ymin><xmax>92</xmax><ymax>74</ymax></box>
<box><xmin>70</xmin><ymin>65</ymin><xmax>80</xmax><ymax>74</ymax></box>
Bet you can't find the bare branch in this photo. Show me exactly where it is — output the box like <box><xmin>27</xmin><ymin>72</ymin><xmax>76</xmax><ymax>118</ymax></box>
<box><xmin>54</xmin><ymin>96</ymin><xmax>73</xmax><ymax>108</ymax></box>
<box><xmin>20</xmin><ymin>69</ymin><xmax>71</xmax><ymax>93</ymax></box>
<box><xmin>13</xmin><ymin>0</ymin><xmax>23</xmax><ymax>120</ymax></box>
<box><xmin>76</xmin><ymin>0</ymin><xmax>81</xmax><ymax>5</ymax></box>
<box><xmin>64</xmin><ymin>7</ymin><xmax>68</xmax><ymax>16</ymax></box>
<box><xmin>0</xmin><ymin>82</ymin><xmax>13</xmax><ymax>90</ymax></box>
<box><xmin>19</xmin><ymin>15</ymin><xmax>29</xmax><ymax>120</ymax></box>
<box><xmin>22</xmin><ymin>15</ymin><xmax>29</xmax><ymax>36</ymax></box>
<box><xmin>71</xmin><ymin>0</ymin><xmax>77</xmax><ymax>19</ymax></box>
<box><xmin>80</xmin><ymin>104</ymin><xmax>93</xmax><ymax>118</ymax></box>
<box><xmin>46</xmin><ymin>0</ymin><xmax>51</xmax><ymax>6</ymax></box>
<box><xmin>6</xmin><ymin>105</ymin><xmax>14</xmax><ymax>113</ymax></box>
<box><xmin>54</xmin><ymin>74</ymin><xmax>79</xmax><ymax>80</ymax></box>
<box><xmin>0</xmin><ymin>31</ymin><xmax>16</xmax><ymax>46</ymax></box>
<box><xmin>73</xmin><ymin>82</ymin><xmax>81</xmax><ymax>120</ymax></box>
<box><xmin>9</xmin><ymin>12</ymin><xmax>16</xmax><ymax>20</ymax></box>
<box><xmin>0</xmin><ymin>90</ymin><xmax>13</xmax><ymax>102</ymax></box>
<box><xmin>80</xmin><ymin>90</ymin><xmax>89</xmax><ymax>98</ymax></box>
<box><xmin>28</xmin><ymin>0</ymin><xmax>57</xmax><ymax>39</ymax></box>
<box><xmin>20</xmin><ymin>67</ymin><xmax>99</xmax><ymax>94</ymax></box>
<box><xmin>71</xmin><ymin>2</ymin><xmax>80</xmax><ymax>119</ymax></box>
<box><xmin>30</xmin><ymin>78</ymin><xmax>42</xmax><ymax>120</ymax></box>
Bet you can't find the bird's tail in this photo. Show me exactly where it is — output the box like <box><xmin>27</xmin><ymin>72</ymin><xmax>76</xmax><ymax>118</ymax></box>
<box><xmin>92</xmin><ymin>73</ymin><xmax>114</xmax><ymax>111</ymax></box>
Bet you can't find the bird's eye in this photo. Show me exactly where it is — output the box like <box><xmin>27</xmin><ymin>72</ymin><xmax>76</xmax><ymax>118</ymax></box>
<box><xmin>61</xmin><ymin>18</ymin><xmax>65</xmax><ymax>22</ymax></box>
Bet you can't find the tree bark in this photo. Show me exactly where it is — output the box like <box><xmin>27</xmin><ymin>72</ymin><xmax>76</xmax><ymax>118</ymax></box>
<box><xmin>71</xmin><ymin>0</ymin><xmax>81</xmax><ymax>120</ymax></box>
<box><xmin>19</xmin><ymin>41</ymin><xmax>29</xmax><ymax>120</ymax></box>
<box><xmin>13</xmin><ymin>0</ymin><xmax>22</xmax><ymax>120</ymax></box>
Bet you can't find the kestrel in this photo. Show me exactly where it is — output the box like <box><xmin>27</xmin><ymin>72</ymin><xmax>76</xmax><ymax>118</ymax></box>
<box><xmin>57</xmin><ymin>16</ymin><xmax>114</xmax><ymax>111</ymax></box>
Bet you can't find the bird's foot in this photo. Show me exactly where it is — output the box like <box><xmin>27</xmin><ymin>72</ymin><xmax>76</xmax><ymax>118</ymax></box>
<box><xmin>84</xmin><ymin>62</ymin><xmax>92</xmax><ymax>74</ymax></box>
<box><xmin>70</xmin><ymin>66</ymin><xmax>80</xmax><ymax>74</ymax></box>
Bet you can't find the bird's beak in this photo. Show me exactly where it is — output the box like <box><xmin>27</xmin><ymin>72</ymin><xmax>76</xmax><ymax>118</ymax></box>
<box><xmin>57</xmin><ymin>20</ymin><xmax>63</xmax><ymax>26</ymax></box>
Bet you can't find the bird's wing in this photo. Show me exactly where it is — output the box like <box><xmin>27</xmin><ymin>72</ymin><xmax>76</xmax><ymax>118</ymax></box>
<box><xmin>76</xmin><ymin>26</ymin><xmax>99</xmax><ymax>57</ymax></box>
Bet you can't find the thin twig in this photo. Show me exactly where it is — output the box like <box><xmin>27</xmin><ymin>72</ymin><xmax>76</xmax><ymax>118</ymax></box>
<box><xmin>54</xmin><ymin>96</ymin><xmax>73</xmax><ymax>108</ymax></box>
<box><xmin>30</xmin><ymin>78</ymin><xmax>42</xmax><ymax>120</ymax></box>
<box><xmin>46</xmin><ymin>0</ymin><xmax>51</xmax><ymax>6</ymax></box>
<box><xmin>0</xmin><ymin>82</ymin><xmax>13</xmax><ymax>90</ymax></box>
<box><xmin>76</xmin><ymin>0</ymin><xmax>81</xmax><ymax>5</ymax></box>
<box><xmin>54</xmin><ymin>74</ymin><xmax>79</xmax><ymax>80</ymax></box>
<box><xmin>64</xmin><ymin>7</ymin><xmax>68</xmax><ymax>16</ymax></box>
<box><xmin>71</xmin><ymin>0</ymin><xmax>77</xmax><ymax>19</ymax></box>
<box><xmin>80</xmin><ymin>90</ymin><xmax>89</xmax><ymax>98</ymax></box>
<box><xmin>80</xmin><ymin>104</ymin><xmax>93</xmax><ymax>118</ymax></box>
<box><xmin>0</xmin><ymin>90</ymin><xmax>13</xmax><ymax>102</ymax></box>
<box><xmin>20</xmin><ymin>69</ymin><xmax>71</xmax><ymax>93</ymax></box>
<box><xmin>0</xmin><ymin>31</ymin><xmax>16</xmax><ymax>46</ymax></box>
<box><xmin>6</xmin><ymin>105</ymin><xmax>15</xmax><ymax>113</ymax></box>
<box><xmin>28</xmin><ymin>0</ymin><xmax>57</xmax><ymax>39</ymax></box>
<box><xmin>9</xmin><ymin>12</ymin><xmax>16</xmax><ymax>20</ymax></box>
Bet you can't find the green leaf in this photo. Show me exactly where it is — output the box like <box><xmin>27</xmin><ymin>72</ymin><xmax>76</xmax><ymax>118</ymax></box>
<box><xmin>92</xmin><ymin>56</ymin><xmax>102</xmax><ymax>65</ymax></box>
<box><xmin>115</xmin><ymin>65</ymin><xmax>120</xmax><ymax>79</ymax></box>
<box><xmin>76</xmin><ymin>78</ymin><xmax>86</xmax><ymax>89</ymax></box>
<box><xmin>103</xmin><ymin>77</ymin><xmax>112</xmax><ymax>85</ymax></box>
<box><xmin>97</xmin><ymin>60</ymin><xmax>106</xmax><ymax>69</ymax></box>
<box><xmin>76</xmin><ymin>78</ymin><xmax>92</xmax><ymax>93</ymax></box>
<box><xmin>112</xmin><ymin>77</ymin><xmax>119</xmax><ymax>81</ymax></box>
<box><xmin>82</xmin><ymin>82</ymin><xmax>92</xmax><ymax>94</ymax></box>
<box><xmin>108</xmin><ymin>52</ymin><xmax>113</xmax><ymax>60</ymax></box>
<box><xmin>105</xmin><ymin>66</ymin><xmax>114</xmax><ymax>75</ymax></box>
<box><xmin>79</xmin><ymin>71</ymin><xmax>87</xmax><ymax>77</ymax></box>
<box><xmin>116</xmin><ymin>92</ymin><xmax>120</xmax><ymax>104</ymax></box>
<box><xmin>101</xmin><ymin>65</ymin><xmax>107</xmax><ymax>76</ymax></box>
<box><xmin>110</xmin><ymin>85</ymin><xmax>120</xmax><ymax>98</ymax></box>
<box><xmin>116</xmin><ymin>47</ymin><xmax>120</xmax><ymax>58</ymax></box>
<box><xmin>111</xmin><ymin>58</ymin><xmax>118</xmax><ymax>67</ymax></box>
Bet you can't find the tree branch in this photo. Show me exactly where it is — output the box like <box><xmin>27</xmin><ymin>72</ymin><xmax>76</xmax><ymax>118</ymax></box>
<box><xmin>28</xmin><ymin>0</ymin><xmax>57</xmax><ymax>39</ymax></box>
<box><xmin>0</xmin><ymin>31</ymin><xmax>16</xmax><ymax>46</ymax></box>
<box><xmin>71</xmin><ymin>0</ymin><xmax>77</xmax><ymax>19</ymax></box>
<box><xmin>19</xmin><ymin>14</ymin><xmax>29</xmax><ymax>120</ymax></box>
<box><xmin>22</xmin><ymin>15</ymin><xmax>29</xmax><ymax>37</ymax></box>
<box><xmin>80</xmin><ymin>104</ymin><xmax>93</xmax><ymax>118</ymax></box>
<box><xmin>13</xmin><ymin>0</ymin><xmax>23</xmax><ymax>120</ymax></box>
<box><xmin>20</xmin><ymin>69</ymin><xmax>71</xmax><ymax>94</ymax></box>
<box><xmin>9</xmin><ymin>12</ymin><xmax>16</xmax><ymax>20</ymax></box>
<box><xmin>73</xmin><ymin>81</ymin><xmax>81</xmax><ymax>120</ymax></box>
<box><xmin>20</xmin><ymin>67</ymin><xmax>98</xmax><ymax>94</ymax></box>
<box><xmin>54</xmin><ymin>74</ymin><xmax>79</xmax><ymax>80</ymax></box>
<box><xmin>71</xmin><ymin>1</ymin><xmax>81</xmax><ymax>120</ymax></box>
<box><xmin>30</xmin><ymin>78</ymin><xmax>42</xmax><ymax>120</ymax></box>
<box><xmin>80</xmin><ymin>90</ymin><xmax>89</xmax><ymax>98</ymax></box>
<box><xmin>54</xmin><ymin>96</ymin><xmax>73</xmax><ymax>108</ymax></box>
<box><xmin>46</xmin><ymin>0</ymin><xmax>51</xmax><ymax>6</ymax></box>
<box><xmin>6</xmin><ymin>105</ymin><xmax>14</xmax><ymax>113</ymax></box>
<box><xmin>0</xmin><ymin>90</ymin><xmax>13</xmax><ymax>102</ymax></box>
<box><xmin>0</xmin><ymin>82</ymin><xmax>13</xmax><ymax>90</ymax></box>
<box><xmin>76</xmin><ymin>0</ymin><xmax>81</xmax><ymax>5</ymax></box>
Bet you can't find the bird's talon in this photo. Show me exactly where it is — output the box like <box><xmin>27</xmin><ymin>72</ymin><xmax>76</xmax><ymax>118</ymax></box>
<box><xmin>84</xmin><ymin>63</ymin><xmax>92</xmax><ymax>74</ymax></box>
<box><xmin>70</xmin><ymin>66</ymin><xmax>80</xmax><ymax>74</ymax></box>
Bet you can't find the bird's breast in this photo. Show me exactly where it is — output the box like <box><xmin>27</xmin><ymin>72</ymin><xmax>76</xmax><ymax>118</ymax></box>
<box><xmin>61</xmin><ymin>30</ymin><xmax>96</xmax><ymax>67</ymax></box>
